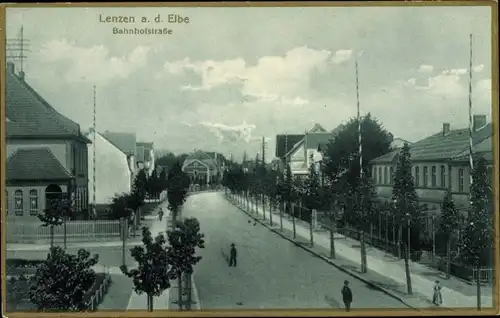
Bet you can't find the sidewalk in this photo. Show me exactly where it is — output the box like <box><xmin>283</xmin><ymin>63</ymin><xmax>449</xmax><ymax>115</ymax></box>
<box><xmin>227</xmin><ymin>194</ymin><xmax>495</xmax><ymax>309</ymax></box>
<box><xmin>127</xmin><ymin>201</ymin><xmax>171</xmax><ymax>311</ymax></box>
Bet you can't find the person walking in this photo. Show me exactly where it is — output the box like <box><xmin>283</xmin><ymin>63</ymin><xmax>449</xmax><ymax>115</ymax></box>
<box><xmin>158</xmin><ymin>208</ymin><xmax>164</xmax><ymax>221</ymax></box>
<box><xmin>341</xmin><ymin>280</ymin><xmax>353</xmax><ymax>311</ymax></box>
<box><xmin>432</xmin><ymin>280</ymin><xmax>443</xmax><ymax>307</ymax></box>
<box><xmin>228</xmin><ymin>243</ymin><xmax>237</xmax><ymax>267</ymax></box>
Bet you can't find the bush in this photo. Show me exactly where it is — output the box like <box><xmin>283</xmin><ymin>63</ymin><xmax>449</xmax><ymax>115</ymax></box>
<box><xmin>6</xmin><ymin>259</ymin><xmax>45</xmax><ymax>269</ymax></box>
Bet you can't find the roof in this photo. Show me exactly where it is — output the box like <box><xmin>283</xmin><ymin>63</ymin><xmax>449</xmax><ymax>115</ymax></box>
<box><xmin>391</xmin><ymin>138</ymin><xmax>412</xmax><ymax>149</ymax></box>
<box><xmin>102</xmin><ymin>131</ymin><xmax>137</xmax><ymax>156</ymax></box>
<box><xmin>7</xmin><ymin>148</ymin><xmax>73</xmax><ymax>181</ymax></box>
<box><xmin>183</xmin><ymin>150</ymin><xmax>218</xmax><ymax>170</ymax></box>
<box><xmin>371</xmin><ymin>124</ymin><xmax>492</xmax><ymax>164</ymax></box>
<box><xmin>275</xmin><ymin>134</ymin><xmax>305</xmax><ymax>158</ymax></box>
<box><xmin>370</xmin><ymin>149</ymin><xmax>400</xmax><ymax>164</ymax></box>
<box><xmin>6</xmin><ymin>63</ymin><xmax>89</xmax><ymax>143</ymax></box>
<box><xmin>309</xmin><ymin>123</ymin><xmax>327</xmax><ymax>133</ymax></box>
<box><xmin>409</xmin><ymin>124</ymin><xmax>492</xmax><ymax>161</ymax></box>
<box><xmin>137</xmin><ymin>142</ymin><xmax>153</xmax><ymax>149</ymax></box>
<box><xmin>284</xmin><ymin>132</ymin><xmax>332</xmax><ymax>158</ymax></box>
<box><xmin>452</xmin><ymin>151</ymin><xmax>493</xmax><ymax>163</ymax></box>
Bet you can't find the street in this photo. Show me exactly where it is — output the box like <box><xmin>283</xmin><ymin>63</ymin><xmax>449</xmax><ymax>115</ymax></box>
<box><xmin>183</xmin><ymin>192</ymin><xmax>411</xmax><ymax>310</ymax></box>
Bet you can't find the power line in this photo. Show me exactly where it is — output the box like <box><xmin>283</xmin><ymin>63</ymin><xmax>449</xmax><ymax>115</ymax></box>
<box><xmin>6</xmin><ymin>25</ymin><xmax>31</xmax><ymax>73</ymax></box>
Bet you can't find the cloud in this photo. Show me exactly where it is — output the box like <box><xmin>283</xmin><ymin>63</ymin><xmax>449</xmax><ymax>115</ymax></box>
<box><xmin>331</xmin><ymin>49</ymin><xmax>353</xmax><ymax>64</ymax></box>
<box><xmin>164</xmin><ymin>46</ymin><xmax>343</xmax><ymax>103</ymax></box>
<box><xmin>200</xmin><ymin>120</ymin><xmax>257</xmax><ymax>143</ymax></box>
<box><xmin>417</xmin><ymin>64</ymin><xmax>434</xmax><ymax>73</ymax></box>
<box><xmin>37</xmin><ymin>39</ymin><xmax>150</xmax><ymax>85</ymax></box>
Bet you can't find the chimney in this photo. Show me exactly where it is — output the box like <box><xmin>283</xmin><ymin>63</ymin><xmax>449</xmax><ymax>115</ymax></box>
<box><xmin>7</xmin><ymin>62</ymin><xmax>15</xmax><ymax>74</ymax></box>
<box><xmin>473</xmin><ymin>115</ymin><xmax>487</xmax><ymax>132</ymax></box>
<box><xmin>18</xmin><ymin>70</ymin><xmax>25</xmax><ymax>81</ymax></box>
<box><xmin>442</xmin><ymin>123</ymin><xmax>450</xmax><ymax>136</ymax></box>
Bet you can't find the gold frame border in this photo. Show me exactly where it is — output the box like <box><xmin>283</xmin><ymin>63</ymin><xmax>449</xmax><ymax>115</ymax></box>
<box><xmin>0</xmin><ymin>1</ymin><xmax>498</xmax><ymax>317</ymax></box>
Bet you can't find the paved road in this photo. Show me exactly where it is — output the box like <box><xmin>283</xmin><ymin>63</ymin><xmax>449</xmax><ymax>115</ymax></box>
<box><xmin>183</xmin><ymin>192</ymin><xmax>411</xmax><ymax>310</ymax></box>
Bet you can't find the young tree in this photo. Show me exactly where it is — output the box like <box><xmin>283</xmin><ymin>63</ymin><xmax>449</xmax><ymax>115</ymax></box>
<box><xmin>459</xmin><ymin>157</ymin><xmax>493</xmax><ymax>268</ymax></box>
<box><xmin>38</xmin><ymin>198</ymin><xmax>72</xmax><ymax>251</ymax></box>
<box><xmin>439</xmin><ymin>190</ymin><xmax>459</xmax><ymax>278</ymax></box>
<box><xmin>121</xmin><ymin>227</ymin><xmax>172</xmax><ymax>312</ymax></box>
<box><xmin>29</xmin><ymin>247</ymin><xmax>99</xmax><ymax>311</ymax></box>
<box><xmin>392</xmin><ymin>142</ymin><xmax>419</xmax><ymax>295</ymax></box>
<box><xmin>167</xmin><ymin>161</ymin><xmax>191</xmax><ymax>224</ymax></box>
<box><xmin>352</xmin><ymin>173</ymin><xmax>378</xmax><ymax>273</ymax></box>
<box><xmin>304</xmin><ymin>160</ymin><xmax>322</xmax><ymax>246</ymax></box>
<box><xmin>111</xmin><ymin>193</ymin><xmax>133</xmax><ymax>220</ymax></box>
<box><xmin>129</xmin><ymin>169</ymin><xmax>148</xmax><ymax>211</ymax></box>
<box><xmin>167</xmin><ymin>218</ymin><xmax>205</xmax><ymax>310</ymax></box>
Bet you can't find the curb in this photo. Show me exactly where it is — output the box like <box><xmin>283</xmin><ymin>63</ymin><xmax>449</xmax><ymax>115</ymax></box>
<box><xmin>225</xmin><ymin>195</ymin><xmax>421</xmax><ymax>311</ymax></box>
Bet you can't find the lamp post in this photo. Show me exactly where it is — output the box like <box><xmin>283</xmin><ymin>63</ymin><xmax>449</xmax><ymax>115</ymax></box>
<box><xmin>406</xmin><ymin>212</ymin><xmax>411</xmax><ymax>263</ymax></box>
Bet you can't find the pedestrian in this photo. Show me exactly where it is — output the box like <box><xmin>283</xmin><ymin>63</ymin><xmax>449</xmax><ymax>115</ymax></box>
<box><xmin>158</xmin><ymin>208</ymin><xmax>164</xmax><ymax>221</ymax></box>
<box><xmin>341</xmin><ymin>280</ymin><xmax>353</xmax><ymax>311</ymax></box>
<box><xmin>432</xmin><ymin>280</ymin><xmax>443</xmax><ymax>307</ymax></box>
<box><xmin>228</xmin><ymin>243</ymin><xmax>237</xmax><ymax>267</ymax></box>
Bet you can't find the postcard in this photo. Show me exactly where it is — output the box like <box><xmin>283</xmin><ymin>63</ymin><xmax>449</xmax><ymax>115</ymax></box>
<box><xmin>1</xmin><ymin>2</ymin><xmax>497</xmax><ymax>316</ymax></box>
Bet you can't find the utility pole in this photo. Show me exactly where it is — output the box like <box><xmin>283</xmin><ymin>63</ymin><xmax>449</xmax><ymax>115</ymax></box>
<box><xmin>6</xmin><ymin>26</ymin><xmax>30</xmax><ymax>73</ymax></box>
<box><xmin>92</xmin><ymin>86</ymin><xmax>97</xmax><ymax>220</ymax></box>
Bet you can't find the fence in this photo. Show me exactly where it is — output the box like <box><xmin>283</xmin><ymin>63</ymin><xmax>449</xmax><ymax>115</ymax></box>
<box><xmin>6</xmin><ymin>218</ymin><xmax>122</xmax><ymax>244</ymax></box>
<box><xmin>472</xmin><ymin>267</ymin><xmax>494</xmax><ymax>285</ymax></box>
<box><xmin>86</xmin><ymin>266</ymin><xmax>112</xmax><ymax>311</ymax></box>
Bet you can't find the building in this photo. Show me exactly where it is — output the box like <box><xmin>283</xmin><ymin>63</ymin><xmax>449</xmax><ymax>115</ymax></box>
<box><xmin>181</xmin><ymin>150</ymin><xmax>220</xmax><ymax>184</ymax></box>
<box><xmin>370</xmin><ymin>115</ymin><xmax>493</xmax><ymax>222</ymax></box>
<box><xmin>5</xmin><ymin>62</ymin><xmax>91</xmax><ymax>220</ymax></box>
<box><xmin>391</xmin><ymin>137</ymin><xmax>413</xmax><ymax>149</ymax></box>
<box><xmin>86</xmin><ymin>130</ymin><xmax>134</xmax><ymax>214</ymax></box>
<box><xmin>101</xmin><ymin>131</ymin><xmax>137</xmax><ymax>181</ymax></box>
<box><xmin>274</xmin><ymin>123</ymin><xmax>330</xmax><ymax>174</ymax></box>
<box><xmin>136</xmin><ymin>142</ymin><xmax>155</xmax><ymax>176</ymax></box>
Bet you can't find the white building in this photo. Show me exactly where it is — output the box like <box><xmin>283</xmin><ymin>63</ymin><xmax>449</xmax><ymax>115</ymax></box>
<box><xmin>87</xmin><ymin>130</ymin><xmax>134</xmax><ymax>206</ymax></box>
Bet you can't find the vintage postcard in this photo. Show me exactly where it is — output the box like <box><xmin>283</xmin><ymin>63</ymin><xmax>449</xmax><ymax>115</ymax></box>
<box><xmin>1</xmin><ymin>2</ymin><xmax>498</xmax><ymax>316</ymax></box>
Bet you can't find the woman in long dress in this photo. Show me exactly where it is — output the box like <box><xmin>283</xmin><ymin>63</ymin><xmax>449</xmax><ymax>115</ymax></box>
<box><xmin>432</xmin><ymin>280</ymin><xmax>443</xmax><ymax>306</ymax></box>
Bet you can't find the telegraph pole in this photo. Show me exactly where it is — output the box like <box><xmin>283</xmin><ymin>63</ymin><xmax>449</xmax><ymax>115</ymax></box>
<box><xmin>6</xmin><ymin>25</ymin><xmax>30</xmax><ymax>72</ymax></box>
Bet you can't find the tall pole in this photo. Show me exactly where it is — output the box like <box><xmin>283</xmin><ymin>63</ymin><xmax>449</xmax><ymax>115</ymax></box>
<box><xmin>468</xmin><ymin>33</ymin><xmax>480</xmax><ymax>311</ymax></box>
<box><xmin>356</xmin><ymin>58</ymin><xmax>367</xmax><ymax>273</ymax></box>
<box><xmin>93</xmin><ymin>85</ymin><xmax>97</xmax><ymax>220</ymax></box>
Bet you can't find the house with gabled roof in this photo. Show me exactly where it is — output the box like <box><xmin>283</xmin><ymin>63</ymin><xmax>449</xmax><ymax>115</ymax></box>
<box><xmin>370</xmin><ymin>115</ymin><xmax>493</xmax><ymax>217</ymax></box>
<box><xmin>5</xmin><ymin>62</ymin><xmax>91</xmax><ymax>220</ymax></box>
<box><xmin>86</xmin><ymin>130</ymin><xmax>134</xmax><ymax>212</ymax></box>
<box><xmin>277</xmin><ymin>123</ymin><xmax>333</xmax><ymax>179</ymax></box>
<box><xmin>181</xmin><ymin>150</ymin><xmax>220</xmax><ymax>184</ymax></box>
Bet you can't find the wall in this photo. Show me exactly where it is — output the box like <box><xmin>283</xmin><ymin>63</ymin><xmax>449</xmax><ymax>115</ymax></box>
<box><xmin>7</xmin><ymin>139</ymin><xmax>67</xmax><ymax>168</ymax></box>
<box><xmin>6</xmin><ymin>184</ymin><xmax>68</xmax><ymax>222</ymax></box>
<box><xmin>373</xmin><ymin>161</ymin><xmax>473</xmax><ymax>211</ymax></box>
<box><xmin>87</xmin><ymin>132</ymin><xmax>132</xmax><ymax>205</ymax></box>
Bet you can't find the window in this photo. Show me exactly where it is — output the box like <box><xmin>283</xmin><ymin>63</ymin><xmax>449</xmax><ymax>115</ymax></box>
<box><xmin>458</xmin><ymin>168</ymin><xmax>465</xmax><ymax>192</ymax></box>
<box><xmin>384</xmin><ymin>167</ymin><xmax>388</xmax><ymax>185</ymax></box>
<box><xmin>14</xmin><ymin>190</ymin><xmax>23</xmax><ymax>216</ymax></box>
<box><xmin>431</xmin><ymin>166</ymin><xmax>437</xmax><ymax>187</ymax></box>
<box><xmin>372</xmin><ymin>167</ymin><xmax>377</xmax><ymax>183</ymax></box>
<box><xmin>440</xmin><ymin>165</ymin><xmax>447</xmax><ymax>188</ymax></box>
<box><xmin>72</xmin><ymin>146</ymin><xmax>77</xmax><ymax>174</ymax></box>
<box><xmin>378</xmin><ymin>167</ymin><xmax>383</xmax><ymax>184</ymax></box>
<box><xmin>29</xmin><ymin>190</ymin><xmax>38</xmax><ymax>216</ymax></box>
<box><xmin>415</xmin><ymin>167</ymin><xmax>420</xmax><ymax>187</ymax></box>
<box><xmin>389</xmin><ymin>167</ymin><xmax>394</xmax><ymax>185</ymax></box>
<box><xmin>423</xmin><ymin>166</ymin><xmax>428</xmax><ymax>187</ymax></box>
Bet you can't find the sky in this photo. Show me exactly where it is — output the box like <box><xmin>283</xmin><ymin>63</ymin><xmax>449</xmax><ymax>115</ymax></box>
<box><xmin>5</xmin><ymin>5</ymin><xmax>493</xmax><ymax>161</ymax></box>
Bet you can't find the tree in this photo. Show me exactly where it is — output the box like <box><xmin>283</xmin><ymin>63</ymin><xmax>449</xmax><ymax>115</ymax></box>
<box><xmin>159</xmin><ymin>168</ymin><xmax>168</xmax><ymax>192</ymax></box>
<box><xmin>352</xmin><ymin>172</ymin><xmax>378</xmax><ymax>273</ymax></box>
<box><xmin>129</xmin><ymin>169</ymin><xmax>148</xmax><ymax>211</ymax></box>
<box><xmin>304</xmin><ymin>160</ymin><xmax>322</xmax><ymax>246</ymax></box>
<box><xmin>392</xmin><ymin>142</ymin><xmax>420</xmax><ymax>294</ymax></box>
<box><xmin>459</xmin><ymin>157</ymin><xmax>493</xmax><ymax>268</ymax></box>
<box><xmin>167</xmin><ymin>218</ymin><xmax>205</xmax><ymax>310</ymax></box>
<box><xmin>121</xmin><ymin>227</ymin><xmax>172</xmax><ymax>312</ymax></box>
<box><xmin>110</xmin><ymin>193</ymin><xmax>134</xmax><ymax>220</ymax></box>
<box><xmin>38</xmin><ymin>198</ymin><xmax>72</xmax><ymax>250</ymax></box>
<box><xmin>439</xmin><ymin>190</ymin><xmax>459</xmax><ymax>278</ymax></box>
<box><xmin>147</xmin><ymin>171</ymin><xmax>160</xmax><ymax>200</ymax></box>
<box><xmin>29</xmin><ymin>247</ymin><xmax>99</xmax><ymax>311</ymax></box>
<box><xmin>167</xmin><ymin>161</ymin><xmax>191</xmax><ymax>224</ymax></box>
<box><xmin>322</xmin><ymin>114</ymin><xmax>393</xmax><ymax>228</ymax></box>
